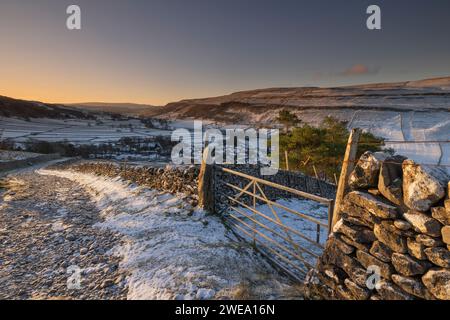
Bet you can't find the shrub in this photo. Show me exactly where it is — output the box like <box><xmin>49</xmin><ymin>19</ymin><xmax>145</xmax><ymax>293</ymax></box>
<box><xmin>279</xmin><ymin>115</ymin><xmax>384</xmax><ymax>181</ymax></box>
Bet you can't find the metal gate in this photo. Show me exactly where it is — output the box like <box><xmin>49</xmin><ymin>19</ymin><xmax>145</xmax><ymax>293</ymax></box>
<box><xmin>215</xmin><ymin>166</ymin><xmax>334</xmax><ymax>281</ymax></box>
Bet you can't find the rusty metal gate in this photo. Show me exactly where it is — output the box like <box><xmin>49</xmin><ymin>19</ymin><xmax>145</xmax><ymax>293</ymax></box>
<box><xmin>215</xmin><ymin>166</ymin><xmax>334</xmax><ymax>281</ymax></box>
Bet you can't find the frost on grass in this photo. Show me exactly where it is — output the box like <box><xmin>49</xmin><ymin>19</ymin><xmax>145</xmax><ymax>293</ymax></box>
<box><xmin>38</xmin><ymin>169</ymin><xmax>294</xmax><ymax>300</ymax></box>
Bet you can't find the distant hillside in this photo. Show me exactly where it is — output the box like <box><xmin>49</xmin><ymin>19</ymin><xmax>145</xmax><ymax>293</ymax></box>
<box><xmin>156</xmin><ymin>76</ymin><xmax>450</xmax><ymax>124</ymax></box>
<box><xmin>0</xmin><ymin>96</ymin><xmax>98</xmax><ymax>120</ymax></box>
<box><xmin>69</xmin><ymin>102</ymin><xmax>163</xmax><ymax>117</ymax></box>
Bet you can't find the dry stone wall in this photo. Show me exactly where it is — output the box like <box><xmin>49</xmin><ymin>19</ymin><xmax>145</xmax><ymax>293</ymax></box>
<box><xmin>305</xmin><ymin>151</ymin><xmax>450</xmax><ymax>300</ymax></box>
<box><xmin>51</xmin><ymin>160</ymin><xmax>336</xmax><ymax>214</ymax></box>
<box><xmin>49</xmin><ymin>160</ymin><xmax>200</xmax><ymax>206</ymax></box>
<box><xmin>214</xmin><ymin>164</ymin><xmax>336</xmax><ymax>213</ymax></box>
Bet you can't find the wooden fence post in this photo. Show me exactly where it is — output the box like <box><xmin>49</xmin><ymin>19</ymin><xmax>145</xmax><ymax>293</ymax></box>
<box><xmin>331</xmin><ymin>128</ymin><xmax>361</xmax><ymax>230</ymax></box>
<box><xmin>284</xmin><ymin>150</ymin><xmax>290</xmax><ymax>171</ymax></box>
<box><xmin>198</xmin><ymin>146</ymin><xmax>215</xmax><ymax>213</ymax></box>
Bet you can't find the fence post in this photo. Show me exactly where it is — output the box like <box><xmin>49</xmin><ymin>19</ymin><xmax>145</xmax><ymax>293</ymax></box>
<box><xmin>331</xmin><ymin>128</ymin><xmax>361</xmax><ymax>230</ymax></box>
<box><xmin>198</xmin><ymin>146</ymin><xmax>215</xmax><ymax>213</ymax></box>
<box><xmin>285</xmin><ymin>150</ymin><xmax>289</xmax><ymax>171</ymax></box>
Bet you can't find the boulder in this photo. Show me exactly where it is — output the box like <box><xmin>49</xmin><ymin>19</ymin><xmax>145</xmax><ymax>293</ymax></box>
<box><xmin>378</xmin><ymin>155</ymin><xmax>407</xmax><ymax>206</ymax></box>
<box><xmin>356</xmin><ymin>250</ymin><xmax>394</xmax><ymax>279</ymax></box>
<box><xmin>422</xmin><ymin>268</ymin><xmax>450</xmax><ymax>300</ymax></box>
<box><xmin>391</xmin><ymin>253</ymin><xmax>431</xmax><ymax>276</ymax></box>
<box><xmin>407</xmin><ymin>238</ymin><xmax>428</xmax><ymax>260</ymax></box>
<box><xmin>424</xmin><ymin>247</ymin><xmax>450</xmax><ymax>268</ymax></box>
<box><xmin>391</xmin><ymin>274</ymin><xmax>434</xmax><ymax>300</ymax></box>
<box><xmin>402</xmin><ymin>160</ymin><xmax>449</xmax><ymax>211</ymax></box>
<box><xmin>345</xmin><ymin>191</ymin><xmax>398</xmax><ymax>219</ymax></box>
<box><xmin>349</xmin><ymin>151</ymin><xmax>388</xmax><ymax>189</ymax></box>
<box><xmin>369</xmin><ymin>241</ymin><xmax>393</xmax><ymax>263</ymax></box>
<box><xmin>374</xmin><ymin>222</ymin><xmax>408</xmax><ymax>253</ymax></box>
<box><xmin>375</xmin><ymin>280</ymin><xmax>414</xmax><ymax>300</ymax></box>
<box><xmin>442</xmin><ymin>226</ymin><xmax>450</xmax><ymax>245</ymax></box>
<box><xmin>431</xmin><ymin>207</ymin><xmax>450</xmax><ymax>226</ymax></box>
<box><xmin>403</xmin><ymin>211</ymin><xmax>442</xmax><ymax>237</ymax></box>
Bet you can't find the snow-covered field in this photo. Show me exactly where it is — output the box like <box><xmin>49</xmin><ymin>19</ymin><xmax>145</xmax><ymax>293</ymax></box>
<box><xmin>346</xmin><ymin>110</ymin><xmax>450</xmax><ymax>170</ymax></box>
<box><xmin>0</xmin><ymin>150</ymin><xmax>41</xmax><ymax>162</ymax></box>
<box><xmin>1</xmin><ymin>107</ymin><xmax>448</xmax><ymax>170</ymax></box>
<box><xmin>38</xmin><ymin>169</ymin><xmax>296</xmax><ymax>300</ymax></box>
<box><xmin>0</xmin><ymin>117</ymin><xmax>172</xmax><ymax>145</ymax></box>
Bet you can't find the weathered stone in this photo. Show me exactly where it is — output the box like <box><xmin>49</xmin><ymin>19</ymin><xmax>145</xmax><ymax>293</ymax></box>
<box><xmin>344</xmin><ymin>278</ymin><xmax>371</xmax><ymax>300</ymax></box>
<box><xmin>407</xmin><ymin>238</ymin><xmax>427</xmax><ymax>260</ymax></box>
<box><xmin>375</xmin><ymin>280</ymin><xmax>414</xmax><ymax>300</ymax></box>
<box><xmin>403</xmin><ymin>211</ymin><xmax>442</xmax><ymax>237</ymax></box>
<box><xmin>391</xmin><ymin>274</ymin><xmax>434</xmax><ymax>299</ymax></box>
<box><xmin>431</xmin><ymin>207</ymin><xmax>450</xmax><ymax>225</ymax></box>
<box><xmin>335</xmin><ymin>284</ymin><xmax>354</xmax><ymax>300</ymax></box>
<box><xmin>416</xmin><ymin>234</ymin><xmax>444</xmax><ymax>247</ymax></box>
<box><xmin>424</xmin><ymin>247</ymin><xmax>450</xmax><ymax>268</ymax></box>
<box><xmin>334</xmin><ymin>220</ymin><xmax>376</xmax><ymax>244</ymax></box>
<box><xmin>338</xmin><ymin>234</ymin><xmax>371</xmax><ymax>252</ymax></box>
<box><xmin>378</xmin><ymin>155</ymin><xmax>407</xmax><ymax>206</ymax></box>
<box><xmin>370</xmin><ymin>241</ymin><xmax>393</xmax><ymax>263</ymax></box>
<box><xmin>374</xmin><ymin>222</ymin><xmax>408</xmax><ymax>253</ymax></box>
<box><xmin>349</xmin><ymin>151</ymin><xmax>388</xmax><ymax>189</ymax></box>
<box><xmin>331</xmin><ymin>236</ymin><xmax>355</xmax><ymax>255</ymax></box>
<box><xmin>320</xmin><ymin>264</ymin><xmax>347</xmax><ymax>286</ymax></box>
<box><xmin>356</xmin><ymin>250</ymin><xmax>394</xmax><ymax>279</ymax></box>
<box><xmin>380</xmin><ymin>220</ymin><xmax>415</xmax><ymax>237</ymax></box>
<box><xmin>422</xmin><ymin>268</ymin><xmax>450</xmax><ymax>300</ymax></box>
<box><xmin>321</xmin><ymin>241</ymin><xmax>364</xmax><ymax>280</ymax></box>
<box><xmin>341</xmin><ymin>213</ymin><xmax>373</xmax><ymax>229</ymax></box>
<box><xmin>442</xmin><ymin>226</ymin><xmax>450</xmax><ymax>245</ymax></box>
<box><xmin>304</xmin><ymin>269</ymin><xmax>334</xmax><ymax>300</ymax></box>
<box><xmin>340</xmin><ymin>200</ymin><xmax>380</xmax><ymax>227</ymax></box>
<box><xmin>445</xmin><ymin>199</ymin><xmax>450</xmax><ymax>212</ymax></box>
<box><xmin>315</xmin><ymin>268</ymin><xmax>342</xmax><ymax>289</ymax></box>
<box><xmin>402</xmin><ymin>160</ymin><xmax>449</xmax><ymax>211</ymax></box>
<box><xmin>346</xmin><ymin>267</ymin><xmax>368</xmax><ymax>288</ymax></box>
<box><xmin>346</xmin><ymin>191</ymin><xmax>398</xmax><ymax>219</ymax></box>
<box><xmin>394</xmin><ymin>220</ymin><xmax>412</xmax><ymax>231</ymax></box>
<box><xmin>332</xmin><ymin>218</ymin><xmax>344</xmax><ymax>234</ymax></box>
<box><xmin>391</xmin><ymin>253</ymin><xmax>431</xmax><ymax>276</ymax></box>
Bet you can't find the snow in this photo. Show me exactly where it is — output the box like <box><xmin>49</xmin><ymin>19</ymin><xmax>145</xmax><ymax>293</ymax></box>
<box><xmin>0</xmin><ymin>150</ymin><xmax>41</xmax><ymax>162</ymax></box>
<box><xmin>0</xmin><ymin>117</ymin><xmax>172</xmax><ymax>145</ymax></box>
<box><xmin>38</xmin><ymin>169</ymin><xmax>294</xmax><ymax>300</ymax></box>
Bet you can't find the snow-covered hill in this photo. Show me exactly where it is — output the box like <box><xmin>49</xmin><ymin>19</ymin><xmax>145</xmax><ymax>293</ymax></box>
<box><xmin>156</xmin><ymin>77</ymin><xmax>450</xmax><ymax>168</ymax></box>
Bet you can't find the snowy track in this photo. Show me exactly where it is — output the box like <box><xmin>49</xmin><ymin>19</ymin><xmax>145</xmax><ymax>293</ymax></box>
<box><xmin>37</xmin><ymin>169</ymin><xmax>297</xmax><ymax>300</ymax></box>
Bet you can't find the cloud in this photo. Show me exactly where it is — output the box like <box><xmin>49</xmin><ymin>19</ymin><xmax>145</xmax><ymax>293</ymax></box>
<box><xmin>340</xmin><ymin>64</ymin><xmax>380</xmax><ymax>76</ymax></box>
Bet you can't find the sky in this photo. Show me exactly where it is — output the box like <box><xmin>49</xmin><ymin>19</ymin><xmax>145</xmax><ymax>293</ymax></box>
<box><xmin>0</xmin><ymin>0</ymin><xmax>449</xmax><ymax>105</ymax></box>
